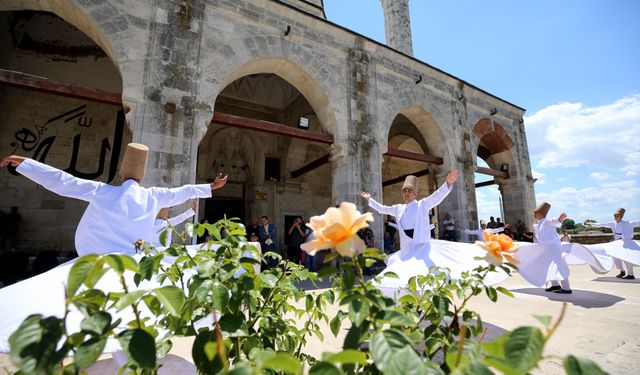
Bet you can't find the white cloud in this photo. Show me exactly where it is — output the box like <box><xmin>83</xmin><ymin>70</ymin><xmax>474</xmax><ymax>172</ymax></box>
<box><xmin>589</xmin><ymin>172</ymin><xmax>610</xmax><ymax>181</ymax></box>
<box><xmin>524</xmin><ymin>94</ymin><xmax>640</xmax><ymax>176</ymax></box>
<box><xmin>475</xmin><ymin>185</ymin><xmax>503</xmax><ymax>222</ymax></box>
<box><xmin>536</xmin><ymin>183</ymin><xmax>640</xmax><ymax>223</ymax></box>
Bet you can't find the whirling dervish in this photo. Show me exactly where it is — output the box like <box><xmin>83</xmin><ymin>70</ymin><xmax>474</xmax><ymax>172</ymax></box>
<box><xmin>591</xmin><ymin>208</ymin><xmax>640</xmax><ymax>280</ymax></box>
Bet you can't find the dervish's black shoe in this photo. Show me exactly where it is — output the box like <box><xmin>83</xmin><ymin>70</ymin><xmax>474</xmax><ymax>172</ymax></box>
<box><xmin>615</xmin><ymin>271</ymin><xmax>626</xmax><ymax>278</ymax></box>
<box><xmin>545</xmin><ymin>285</ymin><xmax>561</xmax><ymax>292</ymax></box>
<box><xmin>553</xmin><ymin>289</ymin><xmax>573</xmax><ymax>294</ymax></box>
<box><xmin>622</xmin><ymin>275</ymin><xmax>636</xmax><ymax>280</ymax></box>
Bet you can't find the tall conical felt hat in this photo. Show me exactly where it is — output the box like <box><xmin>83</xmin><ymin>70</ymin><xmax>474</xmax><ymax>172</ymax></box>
<box><xmin>534</xmin><ymin>202</ymin><xmax>551</xmax><ymax>217</ymax></box>
<box><xmin>119</xmin><ymin>143</ymin><xmax>148</xmax><ymax>180</ymax></box>
<box><xmin>614</xmin><ymin>208</ymin><xmax>625</xmax><ymax>217</ymax></box>
<box><xmin>402</xmin><ymin>175</ymin><xmax>418</xmax><ymax>191</ymax></box>
<box><xmin>157</xmin><ymin>207</ymin><xmax>170</xmax><ymax>220</ymax></box>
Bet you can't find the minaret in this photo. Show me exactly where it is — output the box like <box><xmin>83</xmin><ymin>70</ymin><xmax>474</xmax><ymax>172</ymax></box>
<box><xmin>380</xmin><ymin>0</ymin><xmax>414</xmax><ymax>56</ymax></box>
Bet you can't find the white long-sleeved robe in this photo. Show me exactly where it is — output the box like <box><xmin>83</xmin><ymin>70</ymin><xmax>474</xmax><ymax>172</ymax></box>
<box><xmin>515</xmin><ymin>216</ymin><xmax>613</xmax><ymax>288</ymax></box>
<box><xmin>367</xmin><ymin>182</ymin><xmax>508</xmax><ymax>296</ymax></box>
<box><xmin>152</xmin><ymin>208</ymin><xmax>196</xmax><ymax>246</ymax></box>
<box><xmin>16</xmin><ymin>159</ymin><xmax>212</xmax><ymax>255</ymax></box>
<box><xmin>590</xmin><ymin>220</ymin><xmax>640</xmax><ymax>266</ymax></box>
<box><xmin>0</xmin><ymin>159</ymin><xmax>214</xmax><ymax>353</ymax></box>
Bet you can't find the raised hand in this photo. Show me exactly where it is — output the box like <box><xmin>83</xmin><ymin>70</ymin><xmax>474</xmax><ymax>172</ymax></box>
<box><xmin>360</xmin><ymin>191</ymin><xmax>371</xmax><ymax>200</ymax></box>
<box><xmin>446</xmin><ymin>169</ymin><xmax>460</xmax><ymax>187</ymax></box>
<box><xmin>559</xmin><ymin>213</ymin><xmax>567</xmax><ymax>222</ymax></box>
<box><xmin>1</xmin><ymin>155</ymin><xmax>27</xmax><ymax>168</ymax></box>
<box><xmin>211</xmin><ymin>173</ymin><xmax>228</xmax><ymax>190</ymax></box>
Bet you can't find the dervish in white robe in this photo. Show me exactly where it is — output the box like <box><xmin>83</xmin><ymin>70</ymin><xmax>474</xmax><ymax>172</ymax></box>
<box><xmin>591</xmin><ymin>208</ymin><xmax>640</xmax><ymax>279</ymax></box>
<box><xmin>363</xmin><ymin>173</ymin><xmax>508</xmax><ymax>297</ymax></box>
<box><xmin>514</xmin><ymin>203</ymin><xmax>613</xmax><ymax>293</ymax></box>
<box><xmin>0</xmin><ymin>147</ymin><xmax>225</xmax><ymax>354</ymax></box>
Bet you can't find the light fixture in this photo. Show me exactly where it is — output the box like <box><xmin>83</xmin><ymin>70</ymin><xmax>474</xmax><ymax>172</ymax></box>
<box><xmin>284</xmin><ymin>25</ymin><xmax>291</xmax><ymax>36</ymax></box>
<box><xmin>298</xmin><ymin>116</ymin><xmax>309</xmax><ymax>129</ymax></box>
<box><xmin>490</xmin><ymin>108</ymin><xmax>497</xmax><ymax>116</ymax></box>
<box><xmin>500</xmin><ymin>164</ymin><xmax>509</xmax><ymax>172</ymax></box>
<box><xmin>415</xmin><ymin>74</ymin><xmax>422</xmax><ymax>84</ymax></box>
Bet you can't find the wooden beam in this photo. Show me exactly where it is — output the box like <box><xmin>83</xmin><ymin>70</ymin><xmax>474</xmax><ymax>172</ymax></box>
<box><xmin>475</xmin><ymin>179</ymin><xmax>497</xmax><ymax>188</ymax></box>
<box><xmin>383</xmin><ymin>169</ymin><xmax>430</xmax><ymax>187</ymax></box>
<box><xmin>384</xmin><ymin>148</ymin><xmax>443</xmax><ymax>165</ymax></box>
<box><xmin>0</xmin><ymin>69</ymin><xmax>122</xmax><ymax>106</ymax></box>
<box><xmin>212</xmin><ymin>112</ymin><xmax>334</xmax><ymax>144</ymax></box>
<box><xmin>290</xmin><ymin>154</ymin><xmax>331</xmax><ymax>178</ymax></box>
<box><xmin>474</xmin><ymin>166</ymin><xmax>509</xmax><ymax>179</ymax></box>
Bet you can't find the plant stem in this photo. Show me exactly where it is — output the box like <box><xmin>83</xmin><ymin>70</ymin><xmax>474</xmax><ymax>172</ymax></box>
<box><xmin>353</xmin><ymin>256</ymin><xmax>378</xmax><ymax>330</ymax></box>
<box><xmin>120</xmin><ymin>275</ymin><xmax>143</xmax><ymax>329</ymax></box>
<box><xmin>455</xmin><ymin>325</ymin><xmax>468</xmax><ymax>368</ymax></box>
<box><xmin>545</xmin><ymin>303</ymin><xmax>567</xmax><ymax>341</ymax></box>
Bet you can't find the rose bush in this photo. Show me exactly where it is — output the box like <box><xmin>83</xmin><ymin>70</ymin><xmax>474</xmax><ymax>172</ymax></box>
<box><xmin>6</xmin><ymin>206</ymin><xmax>607</xmax><ymax>375</ymax></box>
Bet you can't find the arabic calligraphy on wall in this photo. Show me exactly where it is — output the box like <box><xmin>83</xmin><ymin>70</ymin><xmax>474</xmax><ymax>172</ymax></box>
<box><xmin>9</xmin><ymin>104</ymin><xmax>125</xmax><ymax>182</ymax></box>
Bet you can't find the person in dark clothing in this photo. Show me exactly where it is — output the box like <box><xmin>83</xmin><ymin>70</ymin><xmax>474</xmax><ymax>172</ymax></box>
<box><xmin>287</xmin><ymin>216</ymin><xmax>307</xmax><ymax>264</ymax></box>
<box><xmin>247</xmin><ymin>216</ymin><xmax>260</xmax><ymax>241</ymax></box>
<box><xmin>5</xmin><ymin>206</ymin><xmax>21</xmax><ymax>251</ymax></box>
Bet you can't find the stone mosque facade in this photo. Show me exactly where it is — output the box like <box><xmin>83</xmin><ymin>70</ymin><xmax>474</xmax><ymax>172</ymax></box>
<box><xmin>0</xmin><ymin>0</ymin><xmax>536</xmax><ymax>252</ymax></box>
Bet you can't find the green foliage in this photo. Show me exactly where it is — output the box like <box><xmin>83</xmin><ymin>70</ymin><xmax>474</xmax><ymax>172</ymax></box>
<box><xmin>7</xmin><ymin>217</ymin><xmax>608</xmax><ymax>374</ymax></box>
<box><xmin>562</xmin><ymin>219</ymin><xmax>576</xmax><ymax>230</ymax></box>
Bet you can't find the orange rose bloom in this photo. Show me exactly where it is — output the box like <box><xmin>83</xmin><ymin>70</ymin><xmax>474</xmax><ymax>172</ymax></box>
<box><xmin>476</xmin><ymin>230</ymin><xmax>519</xmax><ymax>266</ymax></box>
<box><xmin>301</xmin><ymin>202</ymin><xmax>374</xmax><ymax>258</ymax></box>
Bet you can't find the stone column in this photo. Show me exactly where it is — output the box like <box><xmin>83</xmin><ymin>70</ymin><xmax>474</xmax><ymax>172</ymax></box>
<box><xmin>499</xmin><ymin>177</ymin><xmax>536</xmax><ymax>228</ymax></box>
<box><xmin>380</xmin><ymin>0</ymin><xmax>414</xmax><ymax>56</ymax></box>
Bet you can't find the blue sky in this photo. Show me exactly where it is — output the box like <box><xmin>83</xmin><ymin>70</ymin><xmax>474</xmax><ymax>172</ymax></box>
<box><xmin>324</xmin><ymin>0</ymin><xmax>640</xmax><ymax>224</ymax></box>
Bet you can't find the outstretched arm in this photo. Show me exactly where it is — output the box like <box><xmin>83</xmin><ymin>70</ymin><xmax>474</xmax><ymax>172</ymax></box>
<box><xmin>2</xmin><ymin>156</ymin><xmax>104</xmax><ymax>202</ymax></box>
<box><xmin>167</xmin><ymin>208</ymin><xmax>196</xmax><ymax>227</ymax></box>
<box><xmin>361</xmin><ymin>191</ymin><xmax>395</xmax><ymax>216</ymax></box>
<box><xmin>420</xmin><ymin>170</ymin><xmax>460</xmax><ymax>210</ymax></box>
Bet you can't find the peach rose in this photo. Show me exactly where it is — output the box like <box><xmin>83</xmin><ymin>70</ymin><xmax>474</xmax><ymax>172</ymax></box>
<box><xmin>301</xmin><ymin>202</ymin><xmax>374</xmax><ymax>258</ymax></box>
<box><xmin>474</xmin><ymin>230</ymin><xmax>519</xmax><ymax>266</ymax></box>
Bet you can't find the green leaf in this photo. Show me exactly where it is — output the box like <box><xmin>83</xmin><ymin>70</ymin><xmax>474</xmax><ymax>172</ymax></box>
<box><xmin>104</xmin><ymin>254</ymin><xmax>139</xmax><ymax>275</ymax></box>
<box><xmin>370</xmin><ymin>329</ymin><xmax>413</xmax><ymax>372</ymax></box>
<box><xmin>80</xmin><ymin>311</ymin><xmax>111</xmax><ymax>335</ymax></box>
<box><xmin>259</xmin><ymin>273</ymin><xmax>279</xmax><ymax>288</ymax></box>
<box><xmin>533</xmin><ymin>315</ymin><xmax>552</xmax><ymax>328</ymax></box>
<box><xmin>385</xmin><ymin>346</ymin><xmax>439</xmax><ymax>375</ymax></box>
<box><xmin>9</xmin><ymin>315</ymin><xmax>65</xmax><ymax>374</ymax></box>
<box><xmin>74</xmin><ymin>337</ymin><xmax>107</xmax><ymax>368</ymax></box>
<box><xmin>563</xmin><ymin>355</ymin><xmax>607</xmax><ymax>375</ymax></box>
<box><xmin>228</xmin><ymin>364</ymin><xmax>253</xmax><ymax>375</ymax></box>
<box><xmin>117</xmin><ymin>329</ymin><xmax>156</xmax><ymax>369</ymax></box>
<box><xmin>431</xmin><ymin>295</ymin><xmax>449</xmax><ymax>323</ymax></box>
<box><xmin>194</xmin><ymin>279</ymin><xmax>213</xmax><ymax>303</ymax></box>
<box><xmin>219</xmin><ymin>314</ymin><xmax>249</xmax><ymax>337</ymax></box>
<box><xmin>67</xmin><ymin>254</ymin><xmax>99</xmax><ymax>296</ymax></box>
<box><xmin>504</xmin><ymin>326</ymin><xmax>545</xmax><ymax>373</ymax></box>
<box><xmin>330</xmin><ymin>313</ymin><xmax>343</xmax><ymax>337</ymax></box>
<box><xmin>211</xmin><ymin>282</ymin><xmax>230</xmax><ymax>312</ymax></box>
<box><xmin>309</xmin><ymin>361</ymin><xmax>344</xmax><ymax>375</ymax></box>
<box><xmin>485</xmin><ymin>287</ymin><xmax>498</xmax><ymax>302</ymax></box>
<box><xmin>348</xmin><ymin>298</ymin><xmax>369</xmax><ymax>327</ymax></box>
<box><xmin>192</xmin><ymin>330</ymin><xmax>224</xmax><ymax>375</ymax></box>
<box><xmin>325</xmin><ymin>350</ymin><xmax>367</xmax><ymax>365</ymax></box>
<box><xmin>445</xmin><ymin>339</ymin><xmax>482</xmax><ymax>370</ymax></box>
<box><xmin>379</xmin><ymin>310</ymin><xmax>419</xmax><ymax>326</ymax></box>
<box><xmin>257</xmin><ymin>351</ymin><xmax>301</xmax><ymax>374</ymax></box>
<box><xmin>496</xmin><ymin>286</ymin><xmax>514</xmax><ymax>298</ymax></box>
<box><xmin>154</xmin><ymin>286</ymin><xmax>186</xmax><ymax>317</ymax></box>
<box><xmin>317</xmin><ymin>266</ymin><xmax>339</xmax><ymax>279</ymax></box>
<box><xmin>157</xmin><ymin>339</ymin><xmax>173</xmax><ymax>358</ymax></box>
<box><xmin>114</xmin><ymin>290</ymin><xmax>146</xmax><ymax>312</ymax></box>
<box><xmin>159</xmin><ymin>230</ymin><xmax>168</xmax><ymax>247</ymax></box>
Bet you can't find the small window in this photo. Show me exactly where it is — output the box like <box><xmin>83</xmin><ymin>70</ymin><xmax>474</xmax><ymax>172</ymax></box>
<box><xmin>265</xmin><ymin>157</ymin><xmax>280</xmax><ymax>182</ymax></box>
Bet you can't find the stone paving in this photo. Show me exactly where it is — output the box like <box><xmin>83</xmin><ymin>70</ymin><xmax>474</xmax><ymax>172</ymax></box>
<box><xmin>1</xmin><ymin>265</ymin><xmax>638</xmax><ymax>374</ymax></box>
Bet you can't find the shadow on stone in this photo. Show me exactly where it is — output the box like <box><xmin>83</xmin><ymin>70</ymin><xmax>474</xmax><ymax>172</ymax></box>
<box><xmin>592</xmin><ymin>276</ymin><xmax>640</xmax><ymax>284</ymax></box>
<box><xmin>511</xmin><ymin>288</ymin><xmax>624</xmax><ymax>308</ymax></box>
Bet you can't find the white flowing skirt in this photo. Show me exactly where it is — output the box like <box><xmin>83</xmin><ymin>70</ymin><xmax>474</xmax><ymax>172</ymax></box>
<box><xmin>581</xmin><ymin>240</ymin><xmax>640</xmax><ymax>266</ymax></box>
<box><xmin>514</xmin><ymin>241</ymin><xmax>614</xmax><ymax>288</ymax></box>
<box><xmin>374</xmin><ymin>239</ymin><xmax>509</xmax><ymax>297</ymax></box>
<box><xmin>0</xmin><ymin>243</ymin><xmax>261</xmax><ymax>353</ymax></box>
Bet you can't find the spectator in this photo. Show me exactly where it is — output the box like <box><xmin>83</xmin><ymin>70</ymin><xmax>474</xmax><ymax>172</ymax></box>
<box><xmin>383</xmin><ymin>230</ymin><xmax>393</xmax><ymax>254</ymax></box>
<box><xmin>247</xmin><ymin>216</ymin><xmax>260</xmax><ymax>240</ymax></box>
<box><xmin>516</xmin><ymin>220</ymin><xmax>526</xmax><ymax>241</ymax></box>
<box><xmin>287</xmin><ymin>216</ymin><xmax>307</xmax><ymax>264</ymax></box>
<box><xmin>496</xmin><ymin>217</ymin><xmax>505</xmax><ymax>228</ymax></box>
<box><xmin>487</xmin><ymin>216</ymin><xmax>497</xmax><ymax>229</ymax></box>
<box><xmin>5</xmin><ymin>206</ymin><xmax>21</xmax><ymax>252</ymax></box>
<box><xmin>503</xmin><ymin>224</ymin><xmax>514</xmax><ymax>239</ymax></box>
<box><xmin>259</xmin><ymin>216</ymin><xmax>278</xmax><ymax>269</ymax></box>
<box><xmin>441</xmin><ymin>212</ymin><xmax>457</xmax><ymax>241</ymax></box>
